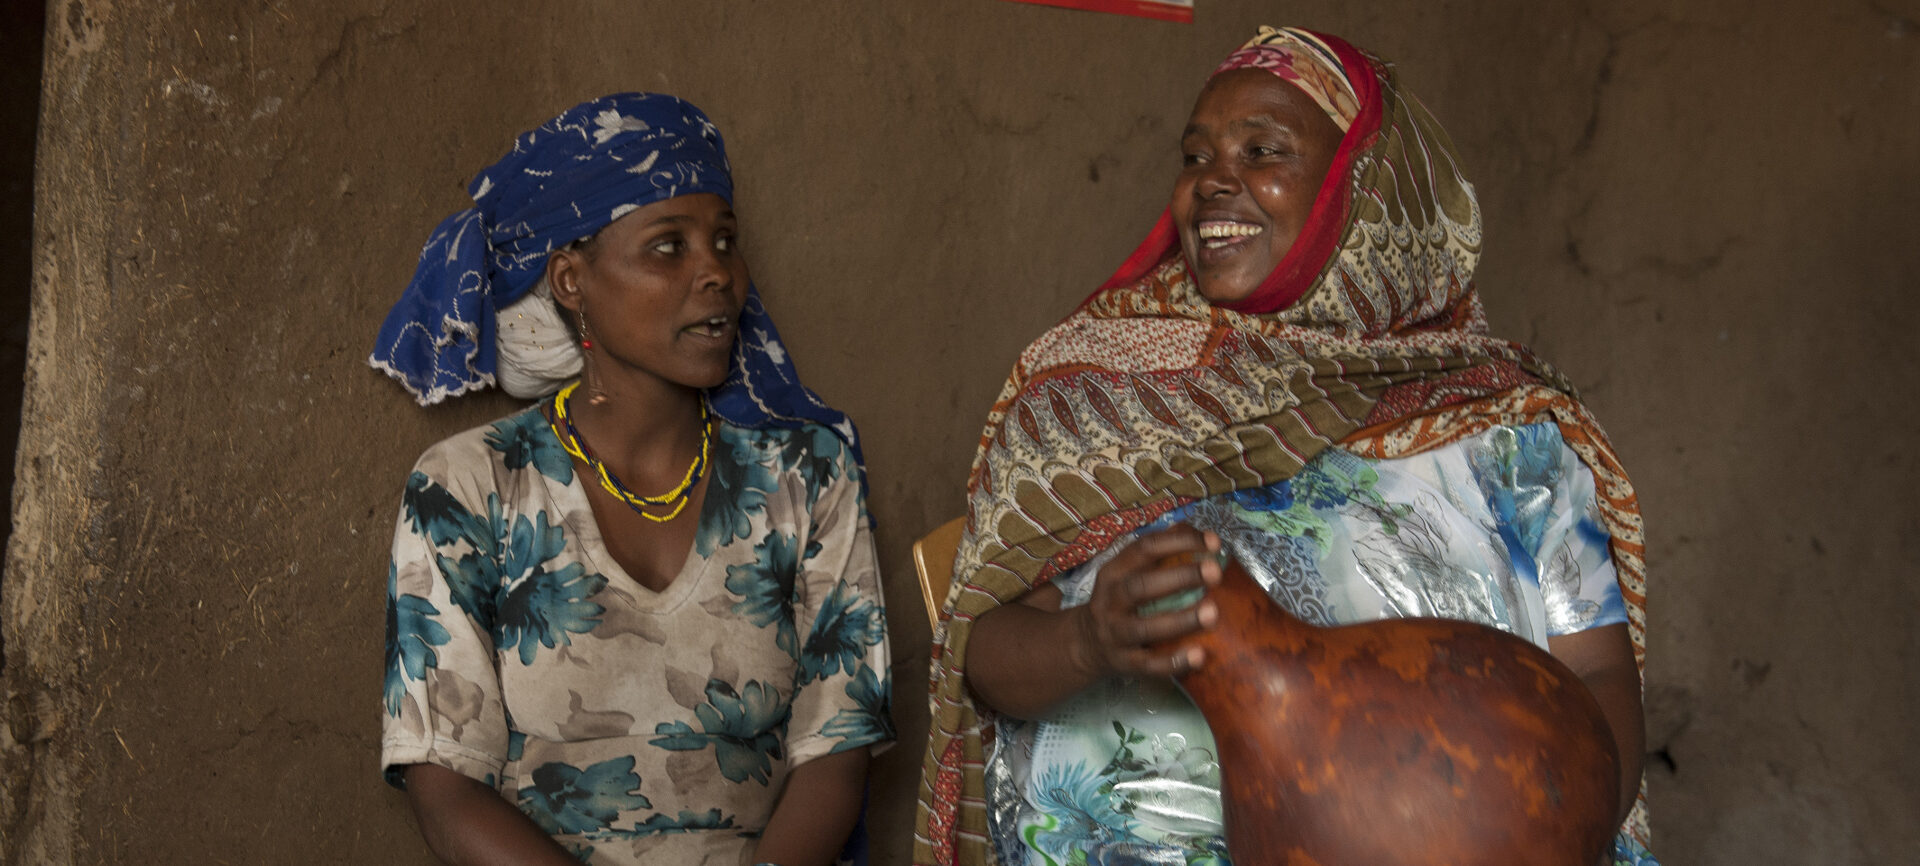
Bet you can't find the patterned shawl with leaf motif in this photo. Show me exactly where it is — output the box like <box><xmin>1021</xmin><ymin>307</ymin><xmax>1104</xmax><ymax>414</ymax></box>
<box><xmin>912</xmin><ymin>27</ymin><xmax>1651</xmax><ymax>866</ymax></box>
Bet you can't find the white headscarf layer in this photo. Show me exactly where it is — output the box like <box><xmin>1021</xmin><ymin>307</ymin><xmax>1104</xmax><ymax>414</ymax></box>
<box><xmin>494</xmin><ymin>280</ymin><xmax>583</xmax><ymax>399</ymax></box>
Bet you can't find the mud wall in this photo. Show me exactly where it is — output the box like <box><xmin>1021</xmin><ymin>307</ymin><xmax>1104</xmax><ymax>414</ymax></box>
<box><xmin>4</xmin><ymin>0</ymin><xmax>1915</xmax><ymax>863</ymax></box>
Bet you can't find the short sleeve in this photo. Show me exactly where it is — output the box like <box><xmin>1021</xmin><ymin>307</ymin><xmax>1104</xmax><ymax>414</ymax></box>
<box><xmin>1532</xmin><ymin>432</ymin><xmax>1630</xmax><ymax>637</ymax></box>
<box><xmin>379</xmin><ymin>451</ymin><xmax>514</xmax><ymax>790</ymax></box>
<box><xmin>783</xmin><ymin>439</ymin><xmax>895</xmax><ymax>768</ymax></box>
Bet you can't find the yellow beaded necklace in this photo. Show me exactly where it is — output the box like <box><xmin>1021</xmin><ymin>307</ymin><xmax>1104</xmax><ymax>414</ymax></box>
<box><xmin>548</xmin><ymin>382</ymin><xmax>711</xmax><ymax>523</ymax></box>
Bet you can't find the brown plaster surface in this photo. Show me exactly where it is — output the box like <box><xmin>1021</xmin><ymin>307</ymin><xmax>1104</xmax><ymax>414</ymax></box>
<box><xmin>4</xmin><ymin>0</ymin><xmax>1916</xmax><ymax>863</ymax></box>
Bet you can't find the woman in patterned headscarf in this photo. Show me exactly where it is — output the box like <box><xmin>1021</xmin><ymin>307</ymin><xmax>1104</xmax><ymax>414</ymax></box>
<box><xmin>373</xmin><ymin>93</ymin><xmax>892</xmax><ymax>866</ymax></box>
<box><xmin>915</xmin><ymin>28</ymin><xmax>1658</xmax><ymax>866</ymax></box>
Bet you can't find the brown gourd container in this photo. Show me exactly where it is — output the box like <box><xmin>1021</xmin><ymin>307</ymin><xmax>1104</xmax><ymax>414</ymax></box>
<box><xmin>1156</xmin><ymin>554</ymin><xmax>1620</xmax><ymax>866</ymax></box>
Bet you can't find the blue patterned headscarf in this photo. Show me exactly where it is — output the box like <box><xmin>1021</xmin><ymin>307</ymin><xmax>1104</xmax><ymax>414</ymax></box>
<box><xmin>370</xmin><ymin>93</ymin><xmax>863</xmax><ymax>461</ymax></box>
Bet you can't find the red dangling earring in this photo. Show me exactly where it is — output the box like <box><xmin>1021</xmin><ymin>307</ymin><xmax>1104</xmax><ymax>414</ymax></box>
<box><xmin>576</xmin><ymin>300</ymin><xmax>609</xmax><ymax>406</ymax></box>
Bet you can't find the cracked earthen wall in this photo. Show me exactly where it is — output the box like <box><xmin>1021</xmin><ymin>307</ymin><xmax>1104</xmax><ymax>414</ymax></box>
<box><xmin>4</xmin><ymin>0</ymin><xmax>1916</xmax><ymax>863</ymax></box>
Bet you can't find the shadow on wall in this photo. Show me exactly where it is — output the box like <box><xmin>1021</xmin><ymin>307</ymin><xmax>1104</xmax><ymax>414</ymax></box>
<box><xmin>0</xmin><ymin>0</ymin><xmax>45</xmax><ymax>562</ymax></box>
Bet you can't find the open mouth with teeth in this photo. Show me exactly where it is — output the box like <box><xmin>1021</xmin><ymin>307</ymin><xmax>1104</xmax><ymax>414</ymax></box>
<box><xmin>684</xmin><ymin>315</ymin><xmax>735</xmax><ymax>341</ymax></box>
<box><xmin>1198</xmin><ymin>220</ymin><xmax>1264</xmax><ymax>249</ymax></box>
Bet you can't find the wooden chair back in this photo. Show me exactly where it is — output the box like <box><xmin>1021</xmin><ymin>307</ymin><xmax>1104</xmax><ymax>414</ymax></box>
<box><xmin>910</xmin><ymin>516</ymin><xmax>966</xmax><ymax>630</ymax></box>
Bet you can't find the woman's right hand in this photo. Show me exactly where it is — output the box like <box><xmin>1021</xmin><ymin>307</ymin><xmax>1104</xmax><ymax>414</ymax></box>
<box><xmin>1067</xmin><ymin>524</ymin><xmax>1223</xmax><ymax>680</ymax></box>
<box><xmin>404</xmin><ymin>763</ymin><xmax>584</xmax><ymax>866</ymax></box>
<box><xmin>966</xmin><ymin>524</ymin><xmax>1223</xmax><ymax>720</ymax></box>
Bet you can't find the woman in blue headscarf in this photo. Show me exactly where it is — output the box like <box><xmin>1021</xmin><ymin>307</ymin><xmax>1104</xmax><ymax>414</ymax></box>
<box><xmin>373</xmin><ymin>94</ymin><xmax>893</xmax><ymax>866</ymax></box>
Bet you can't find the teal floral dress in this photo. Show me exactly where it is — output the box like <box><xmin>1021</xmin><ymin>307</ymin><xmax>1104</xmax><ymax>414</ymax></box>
<box><xmin>381</xmin><ymin>402</ymin><xmax>893</xmax><ymax>865</ymax></box>
<box><xmin>985</xmin><ymin>422</ymin><xmax>1658</xmax><ymax>866</ymax></box>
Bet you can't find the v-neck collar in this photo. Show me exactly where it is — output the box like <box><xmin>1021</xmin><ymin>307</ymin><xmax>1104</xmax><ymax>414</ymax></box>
<box><xmin>532</xmin><ymin>402</ymin><xmax>731</xmax><ymax>615</ymax></box>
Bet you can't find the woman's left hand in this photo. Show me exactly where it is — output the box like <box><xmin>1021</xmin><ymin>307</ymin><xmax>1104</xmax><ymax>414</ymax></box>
<box><xmin>750</xmin><ymin>748</ymin><xmax>869</xmax><ymax>866</ymax></box>
<box><xmin>1548</xmin><ymin>622</ymin><xmax>1645</xmax><ymax>827</ymax></box>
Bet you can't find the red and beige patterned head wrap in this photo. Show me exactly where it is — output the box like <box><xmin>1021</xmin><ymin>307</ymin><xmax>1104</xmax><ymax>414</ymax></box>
<box><xmin>1213</xmin><ymin>26</ymin><xmax>1361</xmax><ymax>132</ymax></box>
<box><xmin>913</xmin><ymin>27</ymin><xmax>1652</xmax><ymax>865</ymax></box>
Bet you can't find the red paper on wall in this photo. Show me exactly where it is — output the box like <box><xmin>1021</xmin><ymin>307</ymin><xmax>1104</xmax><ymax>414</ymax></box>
<box><xmin>1002</xmin><ymin>0</ymin><xmax>1193</xmax><ymax>24</ymax></box>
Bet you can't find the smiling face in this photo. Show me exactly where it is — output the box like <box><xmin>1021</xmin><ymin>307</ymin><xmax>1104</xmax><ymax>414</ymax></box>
<box><xmin>547</xmin><ymin>192</ymin><xmax>749</xmax><ymax>393</ymax></box>
<box><xmin>1173</xmin><ymin>68</ymin><xmax>1345</xmax><ymax>305</ymax></box>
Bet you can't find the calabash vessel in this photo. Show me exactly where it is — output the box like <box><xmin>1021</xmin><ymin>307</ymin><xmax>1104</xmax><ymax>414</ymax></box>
<box><xmin>1159</xmin><ymin>556</ymin><xmax>1620</xmax><ymax>866</ymax></box>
